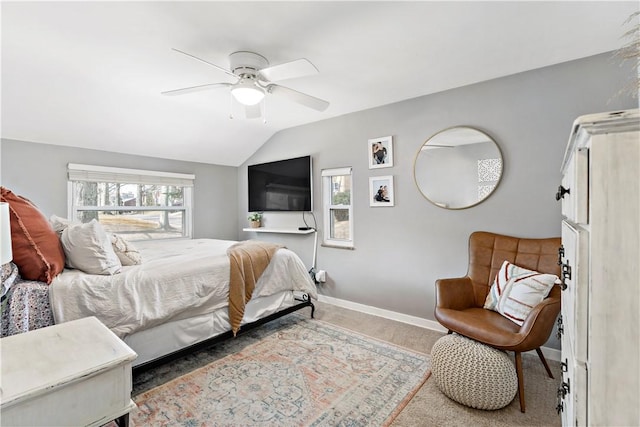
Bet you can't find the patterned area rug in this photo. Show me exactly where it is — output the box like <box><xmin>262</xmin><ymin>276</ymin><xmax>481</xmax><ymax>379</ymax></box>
<box><xmin>131</xmin><ymin>314</ymin><xmax>430</xmax><ymax>426</ymax></box>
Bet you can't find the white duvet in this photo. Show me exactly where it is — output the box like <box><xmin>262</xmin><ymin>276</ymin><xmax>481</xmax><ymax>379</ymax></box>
<box><xmin>49</xmin><ymin>239</ymin><xmax>317</xmax><ymax>338</ymax></box>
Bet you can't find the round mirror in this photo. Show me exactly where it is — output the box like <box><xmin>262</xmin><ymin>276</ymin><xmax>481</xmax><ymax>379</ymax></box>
<box><xmin>414</xmin><ymin>126</ymin><xmax>503</xmax><ymax>209</ymax></box>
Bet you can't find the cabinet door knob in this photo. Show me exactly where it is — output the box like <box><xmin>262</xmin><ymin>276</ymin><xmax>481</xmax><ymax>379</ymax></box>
<box><xmin>560</xmin><ymin>263</ymin><xmax>572</xmax><ymax>291</ymax></box>
<box><xmin>556</xmin><ymin>185</ymin><xmax>570</xmax><ymax>201</ymax></box>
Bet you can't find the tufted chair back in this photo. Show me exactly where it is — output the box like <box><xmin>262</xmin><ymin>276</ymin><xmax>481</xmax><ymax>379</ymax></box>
<box><xmin>467</xmin><ymin>231</ymin><xmax>561</xmax><ymax>308</ymax></box>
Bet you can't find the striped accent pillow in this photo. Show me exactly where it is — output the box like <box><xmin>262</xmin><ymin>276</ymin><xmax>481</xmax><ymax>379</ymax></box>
<box><xmin>484</xmin><ymin>261</ymin><xmax>560</xmax><ymax>326</ymax></box>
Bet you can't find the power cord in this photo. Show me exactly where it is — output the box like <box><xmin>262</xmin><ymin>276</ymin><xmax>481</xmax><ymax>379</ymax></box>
<box><xmin>301</xmin><ymin>211</ymin><xmax>318</xmax><ymax>231</ymax></box>
<box><xmin>303</xmin><ymin>211</ymin><xmax>320</xmax><ymax>283</ymax></box>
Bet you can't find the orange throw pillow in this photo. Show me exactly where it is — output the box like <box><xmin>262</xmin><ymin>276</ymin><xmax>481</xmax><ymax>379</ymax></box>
<box><xmin>1</xmin><ymin>187</ymin><xmax>65</xmax><ymax>284</ymax></box>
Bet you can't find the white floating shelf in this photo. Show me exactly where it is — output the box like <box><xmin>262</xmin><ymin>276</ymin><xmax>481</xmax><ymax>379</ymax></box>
<box><xmin>242</xmin><ymin>227</ymin><xmax>315</xmax><ymax>235</ymax></box>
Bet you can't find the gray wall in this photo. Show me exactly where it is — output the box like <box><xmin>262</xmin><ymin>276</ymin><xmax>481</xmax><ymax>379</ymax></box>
<box><xmin>1</xmin><ymin>52</ymin><xmax>636</xmax><ymax>351</ymax></box>
<box><xmin>0</xmin><ymin>140</ymin><xmax>238</xmax><ymax>240</ymax></box>
<box><xmin>238</xmin><ymin>52</ymin><xmax>638</xmax><ymax>349</ymax></box>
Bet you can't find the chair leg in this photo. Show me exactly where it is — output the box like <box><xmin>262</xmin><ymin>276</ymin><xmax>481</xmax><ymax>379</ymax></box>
<box><xmin>535</xmin><ymin>347</ymin><xmax>554</xmax><ymax>379</ymax></box>
<box><xmin>515</xmin><ymin>352</ymin><xmax>526</xmax><ymax>413</ymax></box>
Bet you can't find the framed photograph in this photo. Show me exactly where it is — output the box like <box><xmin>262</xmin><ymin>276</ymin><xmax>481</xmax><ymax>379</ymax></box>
<box><xmin>369</xmin><ymin>175</ymin><xmax>394</xmax><ymax>207</ymax></box>
<box><xmin>368</xmin><ymin>136</ymin><xmax>393</xmax><ymax>169</ymax></box>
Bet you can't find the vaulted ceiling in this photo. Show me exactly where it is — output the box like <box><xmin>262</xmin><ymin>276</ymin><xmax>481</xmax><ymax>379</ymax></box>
<box><xmin>2</xmin><ymin>1</ymin><xmax>637</xmax><ymax>166</ymax></box>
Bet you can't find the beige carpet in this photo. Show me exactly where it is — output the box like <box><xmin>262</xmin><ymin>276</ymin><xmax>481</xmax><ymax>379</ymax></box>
<box><xmin>313</xmin><ymin>301</ymin><xmax>562</xmax><ymax>427</ymax></box>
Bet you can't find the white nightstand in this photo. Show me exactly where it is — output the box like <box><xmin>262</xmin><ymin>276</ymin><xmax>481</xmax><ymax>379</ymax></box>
<box><xmin>1</xmin><ymin>316</ymin><xmax>137</xmax><ymax>426</ymax></box>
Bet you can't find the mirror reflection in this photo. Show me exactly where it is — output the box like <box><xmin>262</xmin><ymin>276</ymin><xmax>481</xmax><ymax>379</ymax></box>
<box><xmin>414</xmin><ymin>127</ymin><xmax>503</xmax><ymax>209</ymax></box>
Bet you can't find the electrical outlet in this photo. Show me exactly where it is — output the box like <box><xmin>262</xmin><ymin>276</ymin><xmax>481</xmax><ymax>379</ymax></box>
<box><xmin>316</xmin><ymin>270</ymin><xmax>327</xmax><ymax>283</ymax></box>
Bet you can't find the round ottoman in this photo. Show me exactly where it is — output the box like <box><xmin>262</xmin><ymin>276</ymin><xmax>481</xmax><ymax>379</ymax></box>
<box><xmin>431</xmin><ymin>334</ymin><xmax>517</xmax><ymax>410</ymax></box>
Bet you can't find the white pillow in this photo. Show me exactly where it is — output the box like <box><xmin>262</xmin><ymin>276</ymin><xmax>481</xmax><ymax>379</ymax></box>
<box><xmin>484</xmin><ymin>261</ymin><xmax>560</xmax><ymax>326</ymax></box>
<box><xmin>60</xmin><ymin>220</ymin><xmax>121</xmax><ymax>275</ymax></box>
<box><xmin>49</xmin><ymin>214</ymin><xmax>71</xmax><ymax>235</ymax></box>
<box><xmin>51</xmin><ymin>215</ymin><xmax>142</xmax><ymax>266</ymax></box>
<box><xmin>109</xmin><ymin>233</ymin><xmax>142</xmax><ymax>266</ymax></box>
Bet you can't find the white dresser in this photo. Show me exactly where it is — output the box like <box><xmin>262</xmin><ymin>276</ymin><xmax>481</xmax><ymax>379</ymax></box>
<box><xmin>557</xmin><ymin>109</ymin><xmax>639</xmax><ymax>426</ymax></box>
<box><xmin>1</xmin><ymin>316</ymin><xmax>137</xmax><ymax>426</ymax></box>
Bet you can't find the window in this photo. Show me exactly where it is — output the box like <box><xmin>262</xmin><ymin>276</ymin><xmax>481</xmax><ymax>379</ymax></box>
<box><xmin>322</xmin><ymin>167</ymin><xmax>353</xmax><ymax>248</ymax></box>
<box><xmin>68</xmin><ymin>163</ymin><xmax>195</xmax><ymax>241</ymax></box>
<box><xmin>477</xmin><ymin>158</ymin><xmax>502</xmax><ymax>200</ymax></box>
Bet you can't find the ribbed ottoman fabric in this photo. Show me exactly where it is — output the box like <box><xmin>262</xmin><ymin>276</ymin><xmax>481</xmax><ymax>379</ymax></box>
<box><xmin>431</xmin><ymin>334</ymin><xmax>518</xmax><ymax>410</ymax></box>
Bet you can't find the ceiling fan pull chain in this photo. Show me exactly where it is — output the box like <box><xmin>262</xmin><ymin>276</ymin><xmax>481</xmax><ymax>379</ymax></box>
<box><xmin>229</xmin><ymin>93</ymin><xmax>234</xmax><ymax>120</ymax></box>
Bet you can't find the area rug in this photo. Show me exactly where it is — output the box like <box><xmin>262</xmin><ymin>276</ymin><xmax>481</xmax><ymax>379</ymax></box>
<box><xmin>130</xmin><ymin>314</ymin><xmax>430</xmax><ymax>426</ymax></box>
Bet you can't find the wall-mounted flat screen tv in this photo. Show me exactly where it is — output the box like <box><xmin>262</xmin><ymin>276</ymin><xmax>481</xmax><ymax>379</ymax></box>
<box><xmin>248</xmin><ymin>155</ymin><xmax>312</xmax><ymax>212</ymax></box>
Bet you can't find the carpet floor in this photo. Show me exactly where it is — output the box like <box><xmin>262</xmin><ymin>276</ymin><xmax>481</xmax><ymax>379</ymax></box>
<box><xmin>131</xmin><ymin>301</ymin><xmax>562</xmax><ymax>426</ymax></box>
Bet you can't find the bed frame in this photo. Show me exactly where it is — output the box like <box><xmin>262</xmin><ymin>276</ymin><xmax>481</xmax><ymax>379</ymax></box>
<box><xmin>131</xmin><ymin>293</ymin><xmax>315</xmax><ymax>376</ymax></box>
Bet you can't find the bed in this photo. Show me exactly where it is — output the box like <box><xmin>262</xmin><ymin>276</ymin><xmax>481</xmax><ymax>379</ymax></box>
<box><xmin>48</xmin><ymin>238</ymin><xmax>317</xmax><ymax>369</ymax></box>
<box><xmin>2</xmin><ymin>184</ymin><xmax>316</xmax><ymax>372</ymax></box>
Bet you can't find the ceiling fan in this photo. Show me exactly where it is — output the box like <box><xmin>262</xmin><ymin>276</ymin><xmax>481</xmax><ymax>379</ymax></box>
<box><xmin>162</xmin><ymin>49</ymin><xmax>330</xmax><ymax>119</ymax></box>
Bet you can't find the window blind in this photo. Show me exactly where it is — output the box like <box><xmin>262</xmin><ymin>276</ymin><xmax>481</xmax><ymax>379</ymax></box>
<box><xmin>68</xmin><ymin>163</ymin><xmax>195</xmax><ymax>187</ymax></box>
<box><xmin>321</xmin><ymin>167</ymin><xmax>352</xmax><ymax>177</ymax></box>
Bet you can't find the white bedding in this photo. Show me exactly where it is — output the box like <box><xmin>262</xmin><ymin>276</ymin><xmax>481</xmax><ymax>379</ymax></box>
<box><xmin>49</xmin><ymin>239</ymin><xmax>317</xmax><ymax>338</ymax></box>
<box><xmin>125</xmin><ymin>291</ymin><xmax>304</xmax><ymax>366</ymax></box>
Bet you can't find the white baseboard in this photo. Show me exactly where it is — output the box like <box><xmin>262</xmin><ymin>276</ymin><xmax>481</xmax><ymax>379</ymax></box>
<box><xmin>317</xmin><ymin>295</ymin><xmax>448</xmax><ymax>333</ymax></box>
<box><xmin>317</xmin><ymin>294</ymin><xmax>561</xmax><ymax>362</ymax></box>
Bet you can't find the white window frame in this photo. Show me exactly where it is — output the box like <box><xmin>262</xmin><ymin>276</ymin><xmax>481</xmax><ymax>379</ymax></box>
<box><xmin>67</xmin><ymin>163</ymin><xmax>195</xmax><ymax>240</ymax></box>
<box><xmin>321</xmin><ymin>167</ymin><xmax>353</xmax><ymax>249</ymax></box>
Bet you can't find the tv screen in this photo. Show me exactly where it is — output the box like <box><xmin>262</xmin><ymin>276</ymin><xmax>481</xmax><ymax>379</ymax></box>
<box><xmin>248</xmin><ymin>155</ymin><xmax>312</xmax><ymax>212</ymax></box>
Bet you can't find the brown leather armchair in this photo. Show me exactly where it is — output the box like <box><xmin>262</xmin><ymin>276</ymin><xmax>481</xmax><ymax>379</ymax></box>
<box><xmin>434</xmin><ymin>231</ymin><xmax>561</xmax><ymax>413</ymax></box>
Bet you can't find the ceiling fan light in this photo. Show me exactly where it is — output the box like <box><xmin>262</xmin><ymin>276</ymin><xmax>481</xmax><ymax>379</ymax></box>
<box><xmin>231</xmin><ymin>82</ymin><xmax>265</xmax><ymax>106</ymax></box>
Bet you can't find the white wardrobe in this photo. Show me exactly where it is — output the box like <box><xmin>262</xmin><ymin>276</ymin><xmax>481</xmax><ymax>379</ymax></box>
<box><xmin>557</xmin><ymin>109</ymin><xmax>639</xmax><ymax>426</ymax></box>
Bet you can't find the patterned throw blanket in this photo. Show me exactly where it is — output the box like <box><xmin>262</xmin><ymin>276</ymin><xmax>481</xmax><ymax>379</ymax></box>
<box><xmin>227</xmin><ymin>240</ymin><xmax>284</xmax><ymax>335</ymax></box>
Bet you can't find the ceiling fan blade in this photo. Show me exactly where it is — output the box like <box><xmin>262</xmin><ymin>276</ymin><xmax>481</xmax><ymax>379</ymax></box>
<box><xmin>161</xmin><ymin>82</ymin><xmax>231</xmax><ymax>96</ymax></box>
<box><xmin>259</xmin><ymin>59</ymin><xmax>318</xmax><ymax>82</ymax></box>
<box><xmin>266</xmin><ymin>84</ymin><xmax>329</xmax><ymax>112</ymax></box>
<box><xmin>171</xmin><ymin>48</ymin><xmax>237</xmax><ymax>79</ymax></box>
